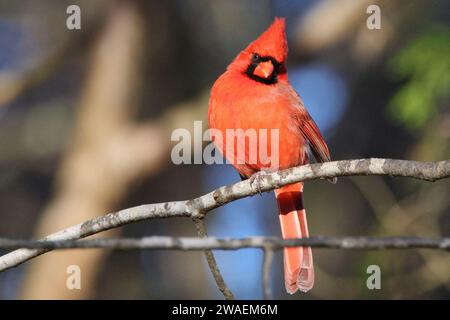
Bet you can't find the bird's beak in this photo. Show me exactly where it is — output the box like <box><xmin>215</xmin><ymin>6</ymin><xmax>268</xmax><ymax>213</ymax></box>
<box><xmin>254</xmin><ymin>60</ymin><xmax>274</xmax><ymax>79</ymax></box>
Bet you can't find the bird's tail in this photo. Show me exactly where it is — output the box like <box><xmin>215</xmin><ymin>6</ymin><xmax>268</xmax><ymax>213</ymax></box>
<box><xmin>274</xmin><ymin>182</ymin><xmax>314</xmax><ymax>294</ymax></box>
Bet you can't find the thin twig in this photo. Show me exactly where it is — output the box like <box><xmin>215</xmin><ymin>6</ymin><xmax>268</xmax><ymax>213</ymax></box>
<box><xmin>0</xmin><ymin>158</ymin><xmax>449</xmax><ymax>272</ymax></box>
<box><xmin>193</xmin><ymin>218</ymin><xmax>235</xmax><ymax>300</ymax></box>
<box><xmin>262</xmin><ymin>246</ymin><xmax>275</xmax><ymax>300</ymax></box>
<box><xmin>0</xmin><ymin>236</ymin><xmax>449</xmax><ymax>251</ymax></box>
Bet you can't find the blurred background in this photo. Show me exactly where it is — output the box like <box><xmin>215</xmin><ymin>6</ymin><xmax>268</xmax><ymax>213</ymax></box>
<box><xmin>0</xmin><ymin>0</ymin><xmax>449</xmax><ymax>299</ymax></box>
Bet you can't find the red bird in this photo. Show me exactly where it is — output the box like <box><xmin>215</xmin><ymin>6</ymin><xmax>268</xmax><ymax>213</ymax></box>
<box><xmin>208</xmin><ymin>18</ymin><xmax>334</xmax><ymax>294</ymax></box>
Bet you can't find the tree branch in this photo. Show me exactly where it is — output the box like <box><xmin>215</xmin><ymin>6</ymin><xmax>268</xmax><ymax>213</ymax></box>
<box><xmin>262</xmin><ymin>246</ymin><xmax>275</xmax><ymax>300</ymax></box>
<box><xmin>193</xmin><ymin>219</ymin><xmax>235</xmax><ymax>300</ymax></box>
<box><xmin>0</xmin><ymin>158</ymin><xmax>449</xmax><ymax>272</ymax></box>
<box><xmin>0</xmin><ymin>236</ymin><xmax>449</xmax><ymax>251</ymax></box>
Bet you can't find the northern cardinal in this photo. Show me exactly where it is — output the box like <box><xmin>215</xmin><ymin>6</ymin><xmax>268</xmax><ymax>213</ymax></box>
<box><xmin>208</xmin><ymin>18</ymin><xmax>334</xmax><ymax>294</ymax></box>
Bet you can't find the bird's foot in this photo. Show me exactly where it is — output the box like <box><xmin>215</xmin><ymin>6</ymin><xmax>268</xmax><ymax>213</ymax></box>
<box><xmin>248</xmin><ymin>170</ymin><xmax>271</xmax><ymax>195</ymax></box>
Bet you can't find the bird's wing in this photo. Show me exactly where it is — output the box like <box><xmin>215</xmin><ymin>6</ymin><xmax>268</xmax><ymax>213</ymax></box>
<box><xmin>298</xmin><ymin>113</ymin><xmax>331</xmax><ymax>163</ymax></box>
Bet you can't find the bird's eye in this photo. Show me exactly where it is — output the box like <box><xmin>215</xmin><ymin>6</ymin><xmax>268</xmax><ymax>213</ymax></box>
<box><xmin>252</xmin><ymin>53</ymin><xmax>260</xmax><ymax>63</ymax></box>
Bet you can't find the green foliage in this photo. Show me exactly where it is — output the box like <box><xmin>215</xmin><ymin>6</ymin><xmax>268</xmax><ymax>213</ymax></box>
<box><xmin>388</xmin><ymin>26</ymin><xmax>450</xmax><ymax>130</ymax></box>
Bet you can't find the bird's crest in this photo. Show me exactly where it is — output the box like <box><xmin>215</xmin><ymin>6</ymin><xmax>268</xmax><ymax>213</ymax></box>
<box><xmin>229</xmin><ymin>18</ymin><xmax>288</xmax><ymax>72</ymax></box>
<box><xmin>246</xmin><ymin>17</ymin><xmax>287</xmax><ymax>63</ymax></box>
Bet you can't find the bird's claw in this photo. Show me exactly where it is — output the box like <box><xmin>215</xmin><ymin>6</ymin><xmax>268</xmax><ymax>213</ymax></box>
<box><xmin>248</xmin><ymin>171</ymin><xmax>270</xmax><ymax>195</ymax></box>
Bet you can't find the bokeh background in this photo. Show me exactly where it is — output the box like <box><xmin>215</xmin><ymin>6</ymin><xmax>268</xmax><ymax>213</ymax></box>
<box><xmin>0</xmin><ymin>0</ymin><xmax>449</xmax><ymax>299</ymax></box>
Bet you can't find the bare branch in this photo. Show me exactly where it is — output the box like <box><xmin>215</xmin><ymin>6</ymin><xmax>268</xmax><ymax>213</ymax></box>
<box><xmin>0</xmin><ymin>158</ymin><xmax>449</xmax><ymax>272</ymax></box>
<box><xmin>0</xmin><ymin>236</ymin><xmax>449</xmax><ymax>251</ymax></box>
<box><xmin>194</xmin><ymin>219</ymin><xmax>235</xmax><ymax>300</ymax></box>
<box><xmin>262</xmin><ymin>247</ymin><xmax>275</xmax><ymax>300</ymax></box>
